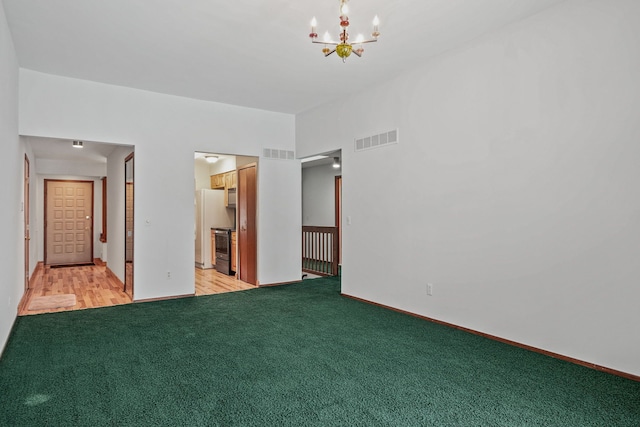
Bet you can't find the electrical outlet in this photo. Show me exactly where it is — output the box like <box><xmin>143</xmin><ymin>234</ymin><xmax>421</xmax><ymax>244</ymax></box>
<box><xmin>167</xmin><ymin>271</ymin><xmax>171</xmax><ymax>279</ymax></box>
<box><xmin>427</xmin><ymin>283</ymin><xmax>433</xmax><ymax>296</ymax></box>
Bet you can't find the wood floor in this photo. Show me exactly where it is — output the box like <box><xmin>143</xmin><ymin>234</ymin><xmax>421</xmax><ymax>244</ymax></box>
<box><xmin>19</xmin><ymin>263</ymin><xmax>131</xmax><ymax>316</ymax></box>
<box><xmin>19</xmin><ymin>263</ymin><xmax>255</xmax><ymax>316</ymax></box>
<box><xmin>195</xmin><ymin>267</ymin><xmax>255</xmax><ymax>296</ymax></box>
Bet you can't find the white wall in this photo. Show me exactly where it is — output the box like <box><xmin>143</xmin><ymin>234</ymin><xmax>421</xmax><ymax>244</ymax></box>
<box><xmin>302</xmin><ymin>163</ymin><xmax>341</xmax><ymax>226</ymax></box>
<box><xmin>19</xmin><ymin>70</ymin><xmax>300</xmax><ymax>300</ymax></box>
<box><xmin>0</xmin><ymin>2</ymin><xmax>23</xmax><ymax>352</ymax></box>
<box><xmin>257</xmin><ymin>159</ymin><xmax>302</xmax><ymax>284</ymax></box>
<box><xmin>105</xmin><ymin>146</ymin><xmax>133</xmax><ymax>283</ymax></box>
<box><xmin>194</xmin><ymin>157</ymin><xmax>211</xmax><ymax>191</ymax></box>
<box><xmin>208</xmin><ymin>157</ymin><xmax>236</xmax><ymax>176</ymax></box>
<box><xmin>36</xmin><ymin>158</ymin><xmax>106</xmax><ymax>177</ymax></box>
<box><xmin>296</xmin><ymin>0</ymin><xmax>640</xmax><ymax>376</ymax></box>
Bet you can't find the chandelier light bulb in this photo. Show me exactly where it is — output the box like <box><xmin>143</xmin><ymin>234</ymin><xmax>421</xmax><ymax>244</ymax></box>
<box><xmin>309</xmin><ymin>16</ymin><xmax>318</xmax><ymax>38</ymax></box>
<box><xmin>340</xmin><ymin>3</ymin><xmax>349</xmax><ymax>17</ymax></box>
<box><xmin>355</xmin><ymin>34</ymin><xmax>364</xmax><ymax>44</ymax></box>
<box><xmin>323</xmin><ymin>31</ymin><xmax>331</xmax><ymax>43</ymax></box>
<box><xmin>372</xmin><ymin>15</ymin><xmax>380</xmax><ymax>38</ymax></box>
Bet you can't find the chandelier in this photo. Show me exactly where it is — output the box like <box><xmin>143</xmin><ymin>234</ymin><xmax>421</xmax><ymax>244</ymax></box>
<box><xmin>308</xmin><ymin>0</ymin><xmax>380</xmax><ymax>62</ymax></box>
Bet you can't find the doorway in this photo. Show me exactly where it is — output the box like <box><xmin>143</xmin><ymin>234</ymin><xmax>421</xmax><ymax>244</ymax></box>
<box><xmin>44</xmin><ymin>179</ymin><xmax>94</xmax><ymax>266</ymax></box>
<box><xmin>124</xmin><ymin>153</ymin><xmax>134</xmax><ymax>299</ymax></box>
<box><xmin>21</xmin><ymin>137</ymin><xmax>135</xmax><ymax>315</ymax></box>
<box><xmin>193</xmin><ymin>153</ymin><xmax>258</xmax><ymax>293</ymax></box>
<box><xmin>301</xmin><ymin>150</ymin><xmax>342</xmax><ymax>277</ymax></box>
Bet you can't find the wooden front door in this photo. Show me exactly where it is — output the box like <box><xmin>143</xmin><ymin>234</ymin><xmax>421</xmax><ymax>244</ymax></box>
<box><xmin>238</xmin><ymin>164</ymin><xmax>257</xmax><ymax>285</ymax></box>
<box><xmin>45</xmin><ymin>180</ymin><xmax>94</xmax><ymax>266</ymax></box>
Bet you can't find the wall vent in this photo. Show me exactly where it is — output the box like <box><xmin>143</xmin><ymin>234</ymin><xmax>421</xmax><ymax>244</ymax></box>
<box><xmin>355</xmin><ymin>129</ymin><xmax>399</xmax><ymax>152</ymax></box>
<box><xmin>263</xmin><ymin>148</ymin><xmax>295</xmax><ymax>160</ymax></box>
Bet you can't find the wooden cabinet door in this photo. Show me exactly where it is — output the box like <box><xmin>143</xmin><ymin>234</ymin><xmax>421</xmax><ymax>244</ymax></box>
<box><xmin>211</xmin><ymin>174</ymin><xmax>225</xmax><ymax>189</ymax></box>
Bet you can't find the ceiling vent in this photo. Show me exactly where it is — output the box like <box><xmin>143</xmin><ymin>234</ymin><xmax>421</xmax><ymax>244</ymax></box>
<box><xmin>263</xmin><ymin>148</ymin><xmax>295</xmax><ymax>160</ymax></box>
<box><xmin>354</xmin><ymin>129</ymin><xmax>398</xmax><ymax>152</ymax></box>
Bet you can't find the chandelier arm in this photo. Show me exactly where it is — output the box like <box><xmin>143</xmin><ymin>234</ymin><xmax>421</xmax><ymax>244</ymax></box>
<box><xmin>324</xmin><ymin>49</ymin><xmax>337</xmax><ymax>57</ymax></box>
<box><xmin>312</xmin><ymin>41</ymin><xmax>340</xmax><ymax>46</ymax></box>
<box><xmin>312</xmin><ymin>39</ymin><xmax>376</xmax><ymax>46</ymax></box>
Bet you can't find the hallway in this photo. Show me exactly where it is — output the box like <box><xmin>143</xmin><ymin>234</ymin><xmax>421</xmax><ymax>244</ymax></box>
<box><xmin>20</xmin><ymin>264</ymin><xmax>256</xmax><ymax>316</ymax></box>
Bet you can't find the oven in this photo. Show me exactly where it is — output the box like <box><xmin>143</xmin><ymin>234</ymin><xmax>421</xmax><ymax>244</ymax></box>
<box><xmin>214</xmin><ymin>228</ymin><xmax>232</xmax><ymax>275</ymax></box>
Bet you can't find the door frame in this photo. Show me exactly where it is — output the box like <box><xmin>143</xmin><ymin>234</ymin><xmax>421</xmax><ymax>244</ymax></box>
<box><xmin>43</xmin><ymin>179</ymin><xmax>95</xmax><ymax>266</ymax></box>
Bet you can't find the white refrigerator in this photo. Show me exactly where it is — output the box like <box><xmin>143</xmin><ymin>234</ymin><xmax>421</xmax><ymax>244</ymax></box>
<box><xmin>195</xmin><ymin>189</ymin><xmax>235</xmax><ymax>269</ymax></box>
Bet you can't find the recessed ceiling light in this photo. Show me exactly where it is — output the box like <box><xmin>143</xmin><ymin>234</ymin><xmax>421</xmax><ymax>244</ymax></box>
<box><xmin>205</xmin><ymin>155</ymin><xmax>219</xmax><ymax>163</ymax></box>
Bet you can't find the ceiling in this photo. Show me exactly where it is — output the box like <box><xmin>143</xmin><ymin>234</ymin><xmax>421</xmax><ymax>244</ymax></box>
<box><xmin>301</xmin><ymin>151</ymin><xmax>341</xmax><ymax>169</ymax></box>
<box><xmin>3</xmin><ymin>0</ymin><xmax>565</xmax><ymax>116</ymax></box>
<box><xmin>25</xmin><ymin>136</ymin><xmax>129</xmax><ymax>164</ymax></box>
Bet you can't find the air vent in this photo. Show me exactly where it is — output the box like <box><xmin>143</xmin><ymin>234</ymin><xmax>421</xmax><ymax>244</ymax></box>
<box><xmin>263</xmin><ymin>148</ymin><xmax>295</xmax><ymax>160</ymax></box>
<box><xmin>355</xmin><ymin>129</ymin><xmax>399</xmax><ymax>152</ymax></box>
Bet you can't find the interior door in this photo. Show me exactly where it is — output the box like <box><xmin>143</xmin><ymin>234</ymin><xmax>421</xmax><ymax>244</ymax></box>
<box><xmin>335</xmin><ymin>175</ymin><xmax>342</xmax><ymax>265</ymax></box>
<box><xmin>45</xmin><ymin>179</ymin><xmax>94</xmax><ymax>266</ymax></box>
<box><xmin>124</xmin><ymin>153</ymin><xmax>134</xmax><ymax>299</ymax></box>
<box><xmin>238</xmin><ymin>163</ymin><xmax>257</xmax><ymax>285</ymax></box>
<box><xmin>24</xmin><ymin>155</ymin><xmax>30</xmax><ymax>289</ymax></box>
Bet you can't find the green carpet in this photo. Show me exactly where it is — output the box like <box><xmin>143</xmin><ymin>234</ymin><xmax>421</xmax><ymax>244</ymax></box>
<box><xmin>1</xmin><ymin>277</ymin><xmax>638</xmax><ymax>426</ymax></box>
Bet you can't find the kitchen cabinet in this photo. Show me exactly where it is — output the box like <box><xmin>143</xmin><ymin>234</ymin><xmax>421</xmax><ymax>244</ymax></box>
<box><xmin>211</xmin><ymin>170</ymin><xmax>237</xmax><ymax>191</ymax></box>
<box><xmin>231</xmin><ymin>231</ymin><xmax>237</xmax><ymax>273</ymax></box>
<box><xmin>227</xmin><ymin>171</ymin><xmax>237</xmax><ymax>189</ymax></box>
<box><xmin>210</xmin><ymin>174</ymin><xmax>225</xmax><ymax>189</ymax></box>
<box><xmin>211</xmin><ymin>170</ymin><xmax>238</xmax><ymax>207</ymax></box>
